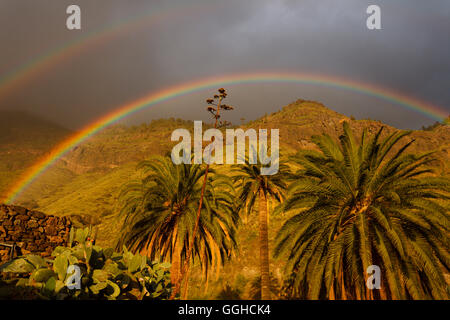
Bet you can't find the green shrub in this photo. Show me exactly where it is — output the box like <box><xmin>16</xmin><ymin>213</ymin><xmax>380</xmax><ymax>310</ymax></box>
<box><xmin>0</xmin><ymin>227</ymin><xmax>172</xmax><ymax>300</ymax></box>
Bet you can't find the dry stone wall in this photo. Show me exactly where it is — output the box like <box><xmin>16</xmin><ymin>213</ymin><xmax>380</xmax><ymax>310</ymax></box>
<box><xmin>0</xmin><ymin>204</ymin><xmax>72</xmax><ymax>264</ymax></box>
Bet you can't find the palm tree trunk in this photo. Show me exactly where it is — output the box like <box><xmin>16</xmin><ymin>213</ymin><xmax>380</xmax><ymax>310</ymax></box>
<box><xmin>259</xmin><ymin>188</ymin><xmax>271</xmax><ymax>300</ymax></box>
<box><xmin>340</xmin><ymin>267</ymin><xmax>347</xmax><ymax>300</ymax></box>
<box><xmin>171</xmin><ymin>237</ymin><xmax>182</xmax><ymax>287</ymax></box>
<box><xmin>329</xmin><ymin>282</ymin><xmax>335</xmax><ymax>300</ymax></box>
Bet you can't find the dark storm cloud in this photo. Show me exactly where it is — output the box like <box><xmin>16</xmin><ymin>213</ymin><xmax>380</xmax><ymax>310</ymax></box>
<box><xmin>0</xmin><ymin>0</ymin><xmax>448</xmax><ymax>130</ymax></box>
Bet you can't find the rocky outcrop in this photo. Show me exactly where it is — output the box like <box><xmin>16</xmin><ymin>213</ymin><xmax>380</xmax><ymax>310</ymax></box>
<box><xmin>0</xmin><ymin>204</ymin><xmax>71</xmax><ymax>264</ymax></box>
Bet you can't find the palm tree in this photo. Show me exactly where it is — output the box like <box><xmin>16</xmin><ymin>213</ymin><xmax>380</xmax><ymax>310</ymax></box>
<box><xmin>247</xmin><ymin>274</ymin><xmax>281</xmax><ymax>300</ymax></box>
<box><xmin>232</xmin><ymin>154</ymin><xmax>290</xmax><ymax>300</ymax></box>
<box><xmin>275</xmin><ymin>122</ymin><xmax>450</xmax><ymax>299</ymax></box>
<box><xmin>116</xmin><ymin>156</ymin><xmax>238</xmax><ymax>293</ymax></box>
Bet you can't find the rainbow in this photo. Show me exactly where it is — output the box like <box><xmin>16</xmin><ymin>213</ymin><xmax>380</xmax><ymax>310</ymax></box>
<box><xmin>4</xmin><ymin>71</ymin><xmax>448</xmax><ymax>204</ymax></box>
<box><xmin>0</xmin><ymin>1</ymin><xmax>219</xmax><ymax>99</ymax></box>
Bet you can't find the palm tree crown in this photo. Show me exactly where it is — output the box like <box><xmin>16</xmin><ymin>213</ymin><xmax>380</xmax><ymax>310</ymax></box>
<box><xmin>116</xmin><ymin>156</ymin><xmax>238</xmax><ymax>288</ymax></box>
<box><xmin>275</xmin><ymin>122</ymin><xmax>450</xmax><ymax>299</ymax></box>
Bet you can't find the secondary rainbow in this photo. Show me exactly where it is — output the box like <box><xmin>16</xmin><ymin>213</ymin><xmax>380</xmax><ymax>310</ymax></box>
<box><xmin>4</xmin><ymin>71</ymin><xmax>448</xmax><ymax>204</ymax></box>
<box><xmin>0</xmin><ymin>1</ymin><xmax>219</xmax><ymax>99</ymax></box>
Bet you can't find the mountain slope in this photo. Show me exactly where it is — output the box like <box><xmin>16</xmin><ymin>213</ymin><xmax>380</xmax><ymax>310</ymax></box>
<box><xmin>11</xmin><ymin>99</ymin><xmax>449</xmax><ymax>236</ymax></box>
<box><xmin>13</xmin><ymin>99</ymin><xmax>450</xmax><ymax>212</ymax></box>
<box><xmin>0</xmin><ymin>110</ymin><xmax>71</xmax><ymax>201</ymax></box>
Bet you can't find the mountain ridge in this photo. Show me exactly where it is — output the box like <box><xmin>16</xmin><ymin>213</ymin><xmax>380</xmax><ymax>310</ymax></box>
<box><xmin>3</xmin><ymin>100</ymin><xmax>449</xmax><ymax>206</ymax></box>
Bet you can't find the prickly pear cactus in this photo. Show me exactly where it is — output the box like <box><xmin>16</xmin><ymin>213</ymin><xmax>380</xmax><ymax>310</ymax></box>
<box><xmin>0</xmin><ymin>228</ymin><xmax>172</xmax><ymax>300</ymax></box>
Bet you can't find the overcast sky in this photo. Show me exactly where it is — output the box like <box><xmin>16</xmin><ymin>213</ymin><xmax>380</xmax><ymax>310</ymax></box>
<box><xmin>0</xmin><ymin>0</ymin><xmax>449</xmax><ymax>130</ymax></box>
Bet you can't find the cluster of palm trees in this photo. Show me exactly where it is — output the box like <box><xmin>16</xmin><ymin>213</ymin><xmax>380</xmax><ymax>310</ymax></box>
<box><xmin>116</xmin><ymin>122</ymin><xmax>449</xmax><ymax>300</ymax></box>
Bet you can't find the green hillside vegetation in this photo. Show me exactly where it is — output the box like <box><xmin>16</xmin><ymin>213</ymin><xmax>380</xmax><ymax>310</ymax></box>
<box><xmin>2</xmin><ymin>100</ymin><xmax>449</xmax><ymax>299</ymax></box>
<box><xmin>56</xmin><ymin>118</ymin><xmax>205</xmax><ymax>175</ymax></box>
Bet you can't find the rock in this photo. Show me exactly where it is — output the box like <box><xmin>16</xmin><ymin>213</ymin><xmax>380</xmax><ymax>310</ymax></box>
<box><xmin>8</xmin><ymin>230</ymin><xmax>21</xmax><ymax>237</ymax></box>
<box><xmin>45</xmin><ymin>226</ymin><xmax>57</xmax><ymax>236</ymax></box>
<box><xmin>16</xmin><ymin>215</ymin><xmax>30</xmax><ymax>221</ymax></box>
<box><xmin>48</xmin><ymin>236</ymin><xmax>63</xmax><ymax>243</ymax></box>
<box><xmin>32</xmin><ymin>231</ymin><xmax>41</xmax><ymax>238</ymax></box>
<box><xmin>46</xmin><ymin>217</ymin><xmax>58</xmax><ymax>226</ymax></box>
<box><xmin>29</xmin><ymin>211</ymin><xmax>46</xmax><ymax>219</ymax></box>
<box><xmin>9</xmin><ymin>206</ymin><xmax>27</xmax><ymax>215</ymax></box>
<box><xmin>27</xmin><ymin>220</ymin><xmax>39</xmax><ymax>229</ymax></box>
<box><xmin>0</xmin><ymin>249</ymin><xmax>10</xmax><ymax>260</ymax></box>
<box><xmin>3</xmin><ymin>219</ymin><xmax>12</xmax><ymax>227</ymax></box>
